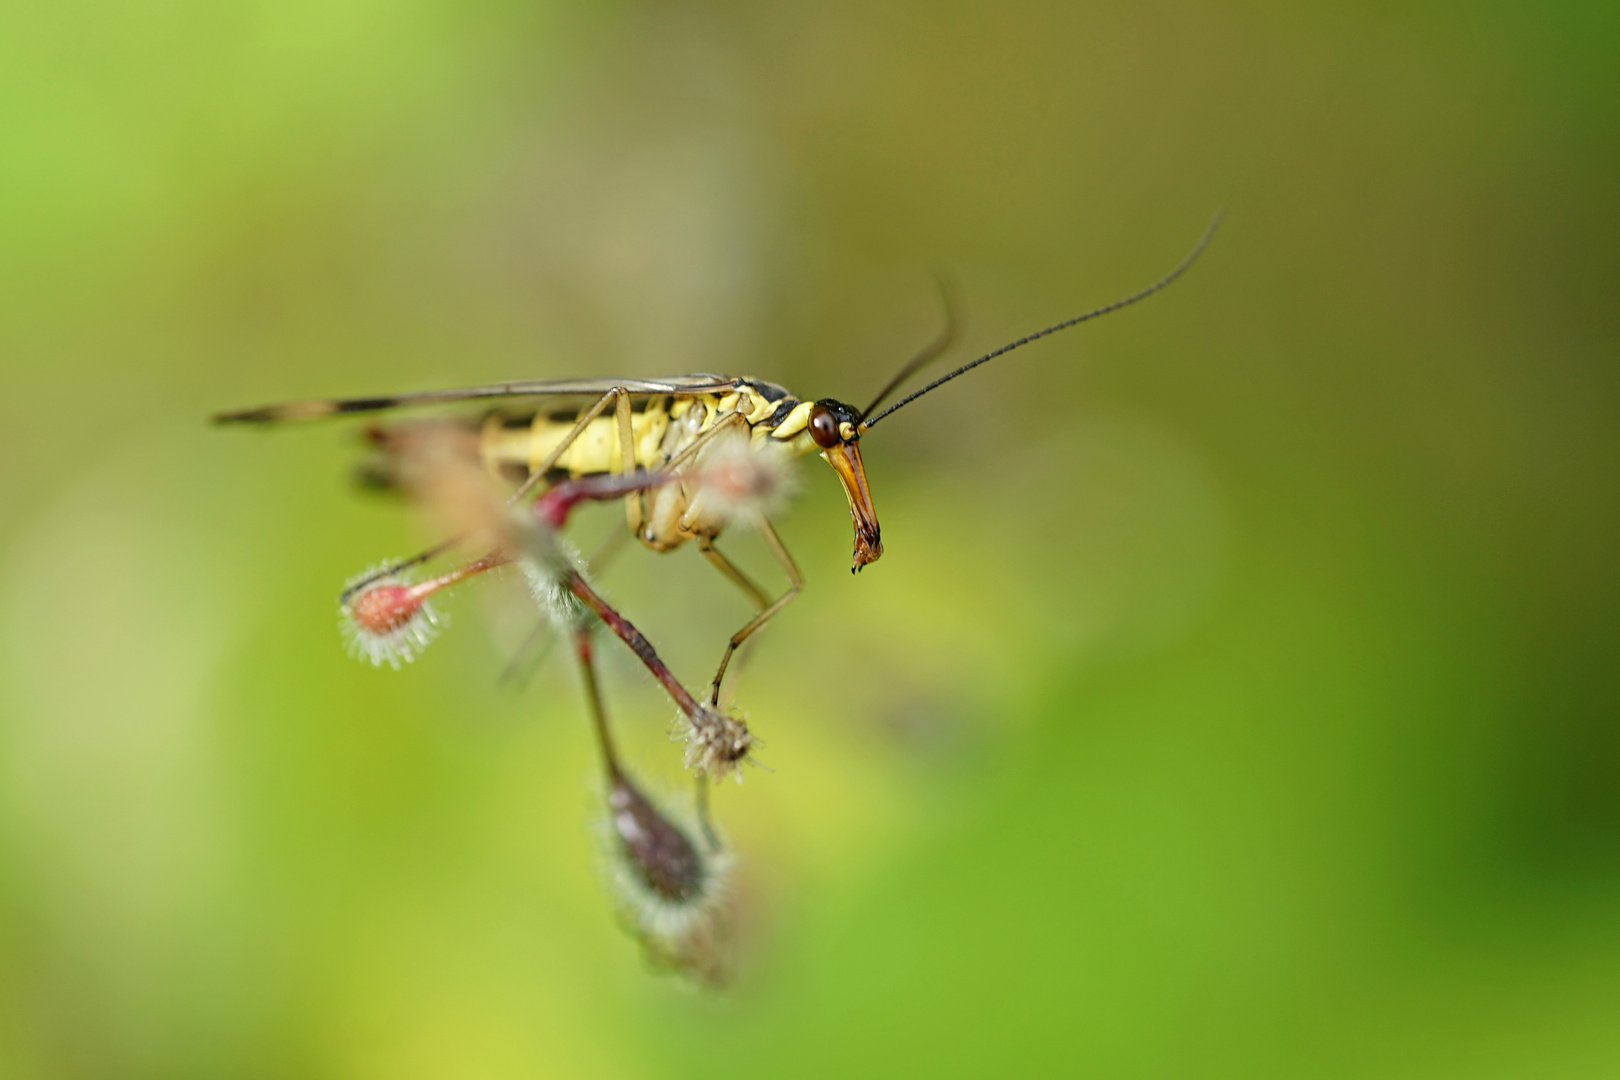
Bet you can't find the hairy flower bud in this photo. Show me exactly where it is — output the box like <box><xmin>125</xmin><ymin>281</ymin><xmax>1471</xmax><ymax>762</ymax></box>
<box><xmin>609</xmin><ymin>772</ymin><xmax>707</xmax><ymax>902</ymax></box>
<box><xmin>518</xmin><ymin>541</ymin><xmax>592</xmax><ymax>632</ymax></box>
<box><xmin>675</xmin><ymin>705</ymin><xmax>757</xmax><ymax>781</ymax></box>
<box><xmin>339</xmin><ymin>563</ymin><xmax>442</xmax><ymax>668</ymax></box>
<box><xmin>603</xmin><ymin>772</ymin><xmax>734</xmax><ymax>985</ymax></box>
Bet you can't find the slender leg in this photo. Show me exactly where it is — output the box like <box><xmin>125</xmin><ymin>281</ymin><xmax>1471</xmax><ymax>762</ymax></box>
<box><xmin>707</xmin><ymin>517</ymin><xmax>802</xmax><ymax>706</ymax></box>
<box><xmin>690</xmin><ymin>537</ymin><xmax>770</xmax><ymax>839</ymax></box>
<box><xmin>613</xmin><ymin>387</ymin><xmax>637</xmax><ymax>474</ymax></box>
<box><xmin>625</xmin><ymin>408</ymin><xmax>745</xmax><ymax>548</ymax></box>
<box><xmin>611</xmin><ymin>388</ymin><xmax>650</xmax><ymax>536</ymax></box>
<box><xmin>512</xmin><ymin>388</ymin><xmax>628</xmax><ymax>502</ymax></box>
<box><xmin>347</xmin><ymin>388</ymin><xmax>630</xmax><ymax>600</ymax></box>
<box><xmin>663</xmin><ymin>409</ymin><xmax>747</xmax><ymax>471</ymax></box>
<box><xmin>695</xmin><ymin>536</ymin><xmax>769</xmax><ymax>612</ymax></box>
<box><xmin>585</xmin><ymin>525</ymin><xmax>633</xmax><ymax>577</ymax></box>
<box><xmin>338</xmin><ymin>538</ymin><xmax>460</xmax><ymax>604</ymax></box>
<box><xmin>499</xmin><ymin>619</ymin><xmax>558</xmax><ymax>689</ymax></box>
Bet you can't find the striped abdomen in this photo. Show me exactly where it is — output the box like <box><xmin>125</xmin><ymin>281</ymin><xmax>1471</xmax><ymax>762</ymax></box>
<box><xmin>477</xmin><ymin>380</ymin><xmax>819</xmax><ymax>551</ymax></box>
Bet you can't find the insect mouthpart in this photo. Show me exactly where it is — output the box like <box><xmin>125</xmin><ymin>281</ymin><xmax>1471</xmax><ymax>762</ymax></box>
<box><xmin>824</xmin><ymin>445</ymin><xmax>881</xmax><ymax>571</ymax></box>
<box><xmin>806</xmin><ymin>399</ymin><xmax>882</xmax><ymax>571</ymax></box>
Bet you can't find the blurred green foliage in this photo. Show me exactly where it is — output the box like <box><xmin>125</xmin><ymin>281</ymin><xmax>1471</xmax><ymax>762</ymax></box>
<box><xmin>3</xmin><ymin>1</ymin><xmax>1619</xmax><ymax>1076</ymax></box>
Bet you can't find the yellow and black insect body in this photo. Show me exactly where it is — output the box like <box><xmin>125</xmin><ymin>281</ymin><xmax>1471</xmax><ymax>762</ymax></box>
<box><xmin>220</xmin><ymin>214</ymin><xmax>1217</xmax><ymax>592</ymax></box>
<box><xmin>214</xmin><ymin>214</ymin><xmax>1220</xmax><ymax>978</ymax></box>
<box><xmin>467</xmin><ymin>378</ymin><xmax>884</xmax><ymax>571</ymax></box>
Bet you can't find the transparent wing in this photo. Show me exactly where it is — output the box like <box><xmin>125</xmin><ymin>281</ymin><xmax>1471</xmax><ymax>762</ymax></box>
<box><xmin>213</xmin><ymin>373</ymin><xmax>741</xmax><ymax>425</ymax></box>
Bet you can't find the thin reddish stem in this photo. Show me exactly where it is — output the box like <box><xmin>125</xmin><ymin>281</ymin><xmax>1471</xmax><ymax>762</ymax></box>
<box><xmin>535</xmin><ymin>470</ymin><xmax>678</xmax><ymax>529</ymax></box>
<box><xmin>406</xmin><ymin>552</ymin><xmax>510</xmax><ymax>599</ymax></box>
<box><xmin>565</xmin><ymin>571</ymin><xmax>701</xmax><ymax>718</ymax></box>
<box><xmin>573</xmin><ymin>629</ymin><xmax>623</xmax><ymax>779</ymax></box>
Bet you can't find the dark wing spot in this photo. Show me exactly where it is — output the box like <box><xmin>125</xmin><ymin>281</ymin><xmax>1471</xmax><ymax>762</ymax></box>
<box><xmin>334</xmin><ymin>397</ymin><xmax>401</xmax><ymax>414</ymax></box>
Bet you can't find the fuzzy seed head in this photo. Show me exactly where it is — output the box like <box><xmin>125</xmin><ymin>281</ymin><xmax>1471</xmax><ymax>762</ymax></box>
<box><xmin>602</xmin><ymin>772</ymin><xmax>735</xmax><ymax>985</ymax></box>
<box><xmin>676</xmin><ymin>705</ymin><xmax>757</xmax><ymax>781</ymax></box>
<box><xmin>519</xmin><ymin>542</ymin><xmax>590</xmax><ymax>631</ymax></box>
<box><xmin>339</xmin><ymin>563</ymin><xmax>441</xmax><ymax>669</ymax></box>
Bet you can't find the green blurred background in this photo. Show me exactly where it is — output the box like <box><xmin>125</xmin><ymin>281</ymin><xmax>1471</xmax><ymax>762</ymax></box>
<box><xmin>3</xmin><ymin>0</ymin><xmax>1619</xmax><ymax>1076</ymax></box>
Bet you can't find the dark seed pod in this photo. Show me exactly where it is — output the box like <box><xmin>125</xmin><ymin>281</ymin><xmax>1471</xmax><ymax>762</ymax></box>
<box><xmin>601</xmin><ymin>771</ymin><xmax>736</xmax><ymax>985</ymax></box>
<box><xmin>607</xmin><ymin>772</ymin><xmax>706</xmax><ymax>903</ymax></box>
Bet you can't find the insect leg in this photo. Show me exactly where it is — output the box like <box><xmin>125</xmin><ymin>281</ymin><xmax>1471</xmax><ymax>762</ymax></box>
<box><xmin>510</xmin><ymin>388</ymin><xmax>630</xmax><ymax>503</ymax></box>
<box><xmin>663</xmin><ymin>409</ymin><xmax>748</xmax><ymax>472</ymax></box>
<box><xmin>706</xmin><ymin>517</ymin><xmax>802</xmax><ymax>706</ymax></box>
<box><xmin>627</xmin><ymin>409</ymin><xmax>746</xmax><ymax>549</ymax></box>
<box><xmin>348</xmin><ymin>389</ymin><xmax>630</xmax><ymax>602</ymax></box>
<box><xmin>499</xmin><ymin>620</ymin><xmax>558</xmax><ymax>690</ymax></box>
<box><xmin>612</xmin><ymin>387</ymin><xmax>650</xmax><ymax>536</ymax></box>
<box><xmin>695</xmin><ymin>536</ymin><xmax>770</xmax><ymax>611</ymax></box>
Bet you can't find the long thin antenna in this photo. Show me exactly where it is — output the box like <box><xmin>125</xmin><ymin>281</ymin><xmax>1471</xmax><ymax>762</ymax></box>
<box><xmin>858</xmin><ymin>210</ymin><xmax>1222</xmax><ymax>433</ymax></box>
<box><xmin>859</xmin><ymin>273</ymin><xmax>961</xmax><ymax>420</ymax></box>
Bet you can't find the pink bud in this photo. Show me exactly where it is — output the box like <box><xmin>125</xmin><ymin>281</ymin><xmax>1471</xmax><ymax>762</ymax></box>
<box><xmin>339</xmin><ymin>564</ymin><xmax>443</xmax><ymax>669</ymax></box>
<box><xmin>348</xmin><ymin>583</ymin><xmax>421</xmax><ymax>636</ymax></box>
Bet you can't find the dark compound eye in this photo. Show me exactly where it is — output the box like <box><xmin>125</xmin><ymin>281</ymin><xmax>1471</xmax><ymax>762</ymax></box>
<box><xmin>808</xmin><ymin>404</ymin><xmax>840</xmax><ymax>449</ymax></box>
